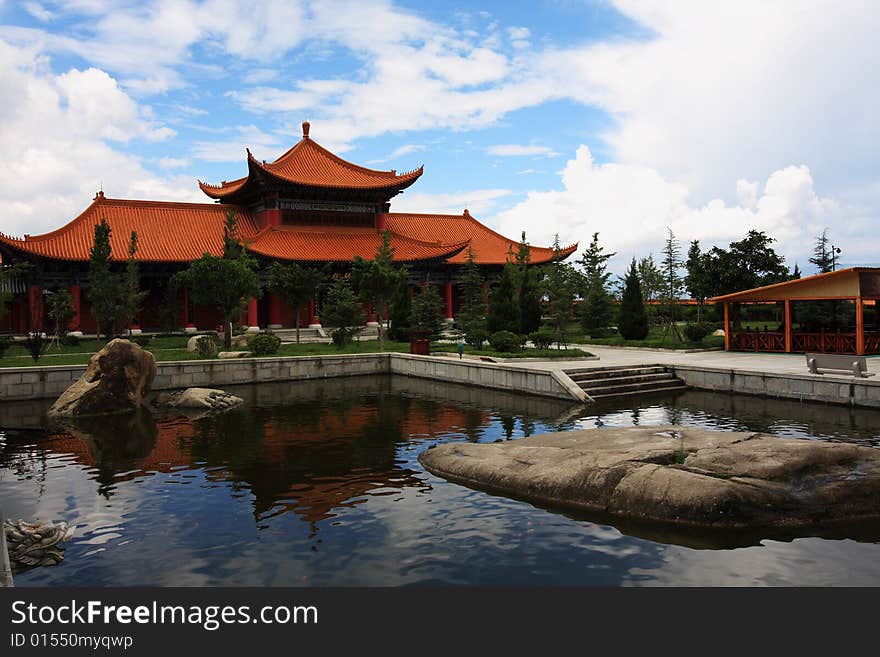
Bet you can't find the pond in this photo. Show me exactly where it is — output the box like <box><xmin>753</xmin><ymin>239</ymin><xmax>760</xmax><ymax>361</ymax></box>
<box><xmin>2</xmin><ymin>375</ymin><xmax>879</xmax><ymax>586</ymax></box>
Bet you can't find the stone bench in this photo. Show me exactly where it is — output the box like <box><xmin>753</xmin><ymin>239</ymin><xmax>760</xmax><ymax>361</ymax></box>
<box><xmin>805</xmin><ymin>352</ymin><xmax>875</xmax><ymax>378</ymax></box>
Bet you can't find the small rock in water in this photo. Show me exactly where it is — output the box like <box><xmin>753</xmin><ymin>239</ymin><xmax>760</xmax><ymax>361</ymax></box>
<box><xmin>4</xmin><ymin>519</ymin><xmax>75</xmax><ymax>573</ymax></box>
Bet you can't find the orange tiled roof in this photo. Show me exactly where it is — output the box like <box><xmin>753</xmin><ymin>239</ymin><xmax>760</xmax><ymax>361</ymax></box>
<box><xmin>200</xmin><ymin>122</ymin><xmax>423</xmax><ymax>199</ymax></box>
<box><xmin>246</xmin><ymin>224</ymin><xmax>469</xmax><ymax>263</ymax></box>
<box><xmin>0</xmin><ymin>193</ymin><xmax>259</xmax><ymax>262</ymax></box>
<box><xmin>383</xmin><ymin>210</ymin><xmax>577</xmax><ymax>265</ymax></box>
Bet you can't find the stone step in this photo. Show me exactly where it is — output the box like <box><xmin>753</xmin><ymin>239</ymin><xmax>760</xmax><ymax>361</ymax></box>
<box><xmin>580</xmin><ymin>378</ymin><xmax>682</xmax><ymax>396</ymax></box>
<box><xmin>577</xmin><ymin>372</ymin><xmax>678</xmax><ymax>388</ymax></box>
<box><xmin>589</xmin><ymin>383</ymin><xmax>688</xmax><ymax>399</ymax></box>
<box><xmin>565</xmin><ymin>365</ymin><xmax>667</xmax><ymax>382</ymax></box>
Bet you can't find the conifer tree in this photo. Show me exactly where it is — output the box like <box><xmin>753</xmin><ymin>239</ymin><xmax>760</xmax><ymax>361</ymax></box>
<box><xmin>660</xmin><ymin>227</ymin><xmax>684</xmax><ymax>340</ymax></box>
<box><xmin>388</xmin><ymin>277</ymin><xmax>412</xmax><ymax>341</ymax></box>
<box><xmin>515</xmin><ymin>232</ymin><xmax>541</xmax><ymax>334</ymax></box>
<box><xmin>456</xmin><ymin>246</ymin><xmax>487</xmax><ymax>347</ymax></box>
<box><xmin>618</xmin><ymin>258</ymin><xmax>649</xmax><ymax>340</ymax></box>
<box><xmin>118</xmin><ymin>231</ymin><xmax>148</xmax><ymax>335</ymax></box>
<box><xmin>541</xmin><ymin>235</ymin><xmax>577</xmax><ymax>348</ymax></box>
<box><xmin>578</xmin><ymin>232</ymin><xmax>615</xmax><ymax>336</ymax></box>
<box><xmin>684</xmin><ymin>240</ymin><xmax>711</xmax><ymax>323</ymax></box>
<box><xmin>352</xmin><ymin>230</ymin><xmax>405</xmax><ymax>351</ymax></box>
<box><xmin>487</xmin><ymin>264</ymin><xmax>519</xmax><ymax>334</ymax></box>
<box><xmin>409</xmin><ymin>283</ymin><xmax>443</xmax><ymax>340</ymax></box>
<box><xmin>87</xmin><ymin>218</ymin><xmax>121</xmax><ymax>340</ymax></box>
<box><xmin>322</xmin><ymin>277</ymin><xmax>364</xmax><ymax>348</ymax></box>
<box><xmin>267</xmin><ymin>262</ymin><xmax>326</xmax><ymax>343</ymax></box>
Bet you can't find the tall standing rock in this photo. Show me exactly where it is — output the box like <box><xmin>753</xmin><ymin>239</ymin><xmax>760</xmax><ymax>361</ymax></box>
<box><xmin>48</xmin><ymin>339</ymin><xmax>157</xmax><ymax>418</ymax></box>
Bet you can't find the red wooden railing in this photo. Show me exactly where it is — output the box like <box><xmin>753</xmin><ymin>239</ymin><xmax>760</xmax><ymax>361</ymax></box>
<box><xmin>730</xmin><ymin>330</ymin><xmax>880</xmax><ymax>354</ymax></box>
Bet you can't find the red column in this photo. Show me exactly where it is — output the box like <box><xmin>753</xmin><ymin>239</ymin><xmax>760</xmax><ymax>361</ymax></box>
<box><xmin>268</xmin><ymin>293</ymin><xmax>283</xmax><ymax>327</ymax></box>
<box><xmin>308</xmin><ymin>299</ymin><xmax>316</xmax><ymax>326</ymax></box>
<box><xmin>723</xmin><ymin>302</ymin><xmax>731</xmax><ymax>351</ymax></box>
<box><xmin>28</xmin><ymin>285</ymin><xmax>43</xmax><ymax>332</ymax></box>
<box><xmin>364</xmin><ymin>301</ymin><xmax>377</xmax><ymax>324</ymax></box>
<box><xmin>444</xmin><ymin>281</ymin><xmax>454</xmax><ymax>320</ymax></box>
<box><xmin>69</xmin><ymin>285</ymin><xmax>81</xmax><ymax>331</ymax></box>
<box><xmin>784</xmin><ymin>299</ymin><xmax>792</xmax><ymax>353</ymax></box>
<box><xmin>247</xmin><ymin>297</ymin><xmax>259</xmax><ymax>329</ymax></box>
<box><xmin>856</xmin><ymin>297</ymin><xmax>865</xmax><ymax>356</ymax></box>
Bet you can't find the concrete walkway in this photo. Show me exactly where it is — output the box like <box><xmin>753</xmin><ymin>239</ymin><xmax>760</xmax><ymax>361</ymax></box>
<box><xmin>515</xmin><ymin>345</ymin><xmax>880</xmax><ymax>377</ymax></box>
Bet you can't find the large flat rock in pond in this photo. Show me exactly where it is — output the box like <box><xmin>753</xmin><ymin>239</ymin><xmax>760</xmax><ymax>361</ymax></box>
<box><xmin>418</xmin><ymin>426</ymin><xmax>880</xmax><ymax>529</ymax></box>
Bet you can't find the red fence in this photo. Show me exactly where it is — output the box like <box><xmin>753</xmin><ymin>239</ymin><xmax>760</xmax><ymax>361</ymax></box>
<box><xmin>731</xmin><ymin>330</ymin><xmax>880</xmax><ymax>354</ymax></box>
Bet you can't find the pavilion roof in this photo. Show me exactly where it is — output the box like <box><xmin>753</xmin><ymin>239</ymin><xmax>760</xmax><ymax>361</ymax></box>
<box><xmin>199</xmin><ymin>121</ymin><xmax>423</xmax><ymax>199</ymax></box>
<box><xmin>245</xmin><ymin>224</ymin><xmax>468</xmax><ymax>263</ymax></box>
<box><xmin>709</xmin><ymin>267</ymin><xmax>880</xmax><ymax>303</ymax></box>
<box><xmin>383</xmin><ymin>210</ymin><xmax>578</xmax><ymax>265</ymax></box>
<box><xmin>0</xmin><ymin>193</ymin><xmax>259</xmax><ymax>263</ymax></box>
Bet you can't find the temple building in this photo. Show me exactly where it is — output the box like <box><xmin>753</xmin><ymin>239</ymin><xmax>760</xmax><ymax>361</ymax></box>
<box><xmin>0</xmin><ymin>122</ymin><xmax>575</xmax><ymax>334</ymax></box>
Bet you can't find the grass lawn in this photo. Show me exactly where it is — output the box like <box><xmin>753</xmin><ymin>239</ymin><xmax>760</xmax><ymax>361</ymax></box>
<box><xmin>571</xmin><ymin>325</ymin><xmax>723</xmax><ymax>350</ymax></box>
<box><xmin>431</xmin><ymin>344</ymin><xmax>592</xmax><ymax>359</ymax></box>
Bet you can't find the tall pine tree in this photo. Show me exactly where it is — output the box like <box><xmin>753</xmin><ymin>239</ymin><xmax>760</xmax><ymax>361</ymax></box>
<box><xmin>487</xmin><ymin>264</ymin><xmax>519</xmax><ymax>334</ymax></box>
<box><xmin>87</xmin><ymin>218</ymin><xmax>121</xmax><ymax>340</ymax></box>
<box><xmin>578</xmin><ymin>232</ymin><xmax>615</xmax><ymax>336</ymax></box>
<box><xmin>660</xmin><ymin>227</ymin><xmax>684</xmax><ymax>340</ymax></box>
<box><xmin>618</xmin><ymin>258</ymin><xmax>649</xmax><ymax>340</ymax></box>
<box><xmin>118</xmin><ymin>231</ymin><xmax>147</xmax><ymax>335</ymax></box>
<box><xmin>515</xmin><ymin>232</ymin><xmax>541</xmax><ymax>334</ymax></box>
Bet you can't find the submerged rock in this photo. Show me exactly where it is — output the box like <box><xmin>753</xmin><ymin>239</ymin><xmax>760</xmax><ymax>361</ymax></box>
<box><xmin>48</xmin><ymin>339</ymin><xmax>156</xmax><ymax>418</ymax></box>
<box><xmin>157</xmin><ymin>387</ymin><xmax>244</xmax><ymax>411</ymax></box>
<box><xmin>4</xmin><ymin>519</ymin><xmax>75</xmax><ymax>573</ymax></box>
<box><xmin>418</xmin><ymin>425</ymin><xmax>880</xmax><ymax>529</ymax></box>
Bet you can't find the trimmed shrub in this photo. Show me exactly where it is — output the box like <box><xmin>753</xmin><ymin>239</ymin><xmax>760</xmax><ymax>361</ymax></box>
<box><xmin>465</xmin><ymin>327</ymin><xmax>488</xmax><ymax>350</ymax></box>
<box><xmin>489</xmin><ymin>330</ymin><xmax>521</xmax><ymax>353</ymax></box>
<box><xmin>683</xmin><ymin>323</ymin><xmax>710</xmax><ymax>342</ymax></box>
<box><xmin>529</xmin><ymin>330</ymin><xmax>555</xmax><ymax>350</ymax></box>
<box><xmin>250</xmin><ymin>332</ymin><xmax>281</xmax><ymax>356</ymax></box>
<box><xmin>195</xmin><ymin>335</ymin><xmax>218</xmax><ymax>357</ymax></box>
<box><xmin>60</xmin><ymin>334</ymin><xmax>80</xmax><ymax>347</ymax></box>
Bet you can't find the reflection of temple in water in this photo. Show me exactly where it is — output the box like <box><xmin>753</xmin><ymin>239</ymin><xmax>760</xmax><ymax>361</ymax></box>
<box><xmin>43</xmin><ymin>391</ymin><xmax>489</xmax><ymax>524</ymax></box>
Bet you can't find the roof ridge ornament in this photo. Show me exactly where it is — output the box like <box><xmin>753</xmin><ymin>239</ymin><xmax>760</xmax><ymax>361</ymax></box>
<box><xmin>94</xmin><ymin>190</ymin><xmax>105</xmax><ymax>201</ymax></box>
<box><xmin>302</xmin><ymin>120</ymin><xmax>310</xmax><ymax>139</ymax></box>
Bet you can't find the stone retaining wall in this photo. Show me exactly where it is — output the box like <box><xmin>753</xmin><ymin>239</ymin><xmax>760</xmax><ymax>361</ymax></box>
<box><xmin>0</xmin><ymin>353</ymin><xmax>587</xmax><ymax>403</ymax></box>
<box><xmin>673</xmin><ymin>365</ymin><xmax>880</xmax><ymax>408</ymax></box>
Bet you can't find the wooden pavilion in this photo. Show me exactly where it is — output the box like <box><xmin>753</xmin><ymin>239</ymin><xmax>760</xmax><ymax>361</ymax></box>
<box><xmin>710</xmin><ymin>267</ymin><xmax>880</xmax><ymax>356</ymax></box>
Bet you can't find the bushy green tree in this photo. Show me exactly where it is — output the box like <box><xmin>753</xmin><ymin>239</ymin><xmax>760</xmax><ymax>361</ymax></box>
<box><xmin>456</xmin><ymin>246</ymin><xmax>487</xmax><ymax>348</ymax></box>
<box><xmin>388</xmin><ymin>277</ymin><xmax>412</xmax><ymax>341</ymax></box>
<box><xmin>541</xmin><ymin>235</ymin><xmax>577</xmax><ymax>348</ymax></box>
<box><xmin>684</xmin><ymin>240</ymin><xmax>712</xmax><ymax>323</ymax></box>
<box><xmin>87</xmin><ymin>218</ymin><xmax>122</xmax><ymax>339</ymax></box>
<box><xmin>267</xmin><ymin>261</ymin><xmax>326</xmax><ymax>343</ymax></box>
<box><xmin>351</xmin><ymin>230</ymin><xmax>405</xmax><ymax>351</ymax></box>
<box><xmin>637</xmin><ymin>254</ymin><xmax>663</xmax><ymax>303</ymax></box>
<box><xmin>578</xmin><ymin>232</ymin><xmax>615</xmax><ymax>336</ymax></box>
<box><xmin>322</xmin><ymin>277</ymin><xmax>364</xmax><ymax>348</ymax></box>
<box><xmin>515</xmin><ymin>232</ymin><xmax>542</xmax><ymax>335</ymax></box>
<box><xmin>618</xmin><ymin>258</ymin><xmax>649</xmax><ymax>340</ymax></box>
<box><xmin>46</xmin><ymin>288</ymin><xmax>75</xmax><ymax>342</ymax></box>
<box><xmin>118</xmin><ymin>231</ymin><xmax>148</xmax><ymax>335</ymax></box>
<box><xmin>174</xmin><ymin>254</ymin><xmax>261</xmax><ymax>349</ymax></box>
<box><xmin>487</xmin><ymin>264</ymin><xmax>519</xmax><ymax>334</ymax></box>
<box><xmin>410</xmin><ymin>284</ymin><xmax>443</xmax><ymax>340</ymax></box>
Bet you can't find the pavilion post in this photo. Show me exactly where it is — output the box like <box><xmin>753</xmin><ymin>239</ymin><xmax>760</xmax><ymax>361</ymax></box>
<box><xmin>444</xmin><ymin>281</ymin><xmax>454</xmax><ymax>321</ymax></box>
<box><xmin>856</xmin><ymin>297</ymin><xmax>865</xmax><ymax>356</ymax></box>
<box><xmin>247</xmin><ymin>297</ymin><xmax>259</xmax><ymax>332</ymax></box>
<box><xmin>723</xmin><ymin>302</ymin><xmax>730</xmax><ymax>350</ymax></box>
<box><xmin>784</xmin><ymin>299</ymin><xmax>792</xmax><ymax>353</ymax></box>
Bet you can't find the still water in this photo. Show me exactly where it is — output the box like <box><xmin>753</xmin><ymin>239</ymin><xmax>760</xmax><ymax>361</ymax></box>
<box><xmin>2</xmin><ymin>375</ymin><xmax>879</xmax><ymax>586</ymax></box>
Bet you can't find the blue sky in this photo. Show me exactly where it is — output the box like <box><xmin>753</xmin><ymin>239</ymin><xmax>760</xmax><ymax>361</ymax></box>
<box><xmin>0</xmin><ymin>0</ymin><xmax>878</xmax><ymax>274</ymax></box>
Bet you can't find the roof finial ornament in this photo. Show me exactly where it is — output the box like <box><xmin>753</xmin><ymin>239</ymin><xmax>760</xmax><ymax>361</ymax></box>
<box><xmin>94</xmin><ymin>189</ymin><xmax>105</xmax><ymax>201</ymax></box>
<box><xmin>302</xmin><ymin>120</ymin><xmax>310</xmax><ymax>139</ymax></box>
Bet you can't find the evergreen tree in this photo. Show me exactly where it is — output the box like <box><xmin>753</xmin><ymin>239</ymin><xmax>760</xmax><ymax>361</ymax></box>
<box><xmin>809</xmin><ymin>228</ymin><xmax>840</xmax><ymax>273</ymax></box>
<box><xmin>618</xmin><ymin>258</ymin><xmax>649</xmax><ymax>340</ymax></box>
<box><xmin>637</xmin><ymin>254</ymin><xmax>663</xmax><ymax>303</ymax></box>
<box><xmin>660</xmin><ymin>227</ymin><xmax>684</xmax><ymax>339</ymax></box>
<box><xmin>46</xmin><ymin>288</ymin><xmax>75</xmax><ymax>343</ymax></box>
<box><xmin>322</xmin><ymin>277</ymin><xmax>364</xmax><ymax>348</ymax></box>
<box><xmin>456</xmin><ymin>246</ymin><xmax>487</xmax><ymax>347</ymax></box>
<box><xmin>351</xmin><ymin>230</ymin><xmax>405</xmax><ymax>351</ymax></box>
<box><xmin>684</xmin><ymin>240</ymin><xmax>711</xmax><ymax>323</ymax></box>
<box><xmin>174</xmin><ymin>254</ymin><xmax>261</xmax><ymax>349</ymax></box>
<box><xmin>487</xmin><ymin>264</ymin><xmax>519</xmax><ymax>334</ymax></box>
<box><xmin>388</xmin><ymin>277</ymin><xmax>412</xmax><ymax>341</ymax></box>
<box><xmin>541</xmin><ymin>235</ymin><xmax>577</xmax><ymax>348</ymax></box>
<box><xmin>578</xmin><ymin>232</ymin><xmax>616</xmax><ymax>336</ymax></box>
<box><xmin>87</xmin><ymin>218</ymin><xmax>122</xmax><ymax>340</ymax></box>
<box><xmin>409</xmin><ymin>284</ymin><xmax>443</xmax><ymax>340</ymax></box>
<box><xmin>223</xmin><ymin>210</ymin><xmax>244</xmax><ymax>260</ymax></box>
<box><xmin>791</xmin><ymin>262</ymin><xmax>802</xmax><ymax>279</ymax></box>
<box><xmin>515</xmin><ymin>232</ymin><xmax>542</xmax><ymax>335</ymax></box>
<box><xmin>118</xmin><ymin>231</ymin><xmax>148</xmax><ymax>335</ymax></box>
<box><xmin>267</xmin><ymin>262</ymin><xmax>326</xmax><ymax>343</ymax></box>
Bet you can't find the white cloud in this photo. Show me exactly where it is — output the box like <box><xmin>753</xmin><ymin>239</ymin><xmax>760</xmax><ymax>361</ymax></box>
<box><xmin>0</xmin><ymin>39</ymin><xmax>202</xmax><ymax>237</ymax></box>
<box><xmin>368</xmin><ymin>143</ymin><xmax>425</xmax><ymax>164</ymax></box>
<box><xmin>391</xmin><ymin>188</ymin><xmax>512</xmax><ymax>217</ymax></box>
<box><xmin>23</xmin><ymin>2</ymin><xmax>54</xmax><ymax>21</ymax></box>
<box><xmin>492</xmin><ymin>146</ymin><xmax>857</xmax><ymax>273</ymax></box>
<box><xmin>487</xmin><ymin>144</ymin><xmax>558</xmax><ymax>157</ymax></box>
<box><xmin>191</xmin><ymin>124</ymin><xmax>282</xmax><ymax>163</ymax></box>
<box><xmin>157</xmin><ymin>157</ymin><xmax>190</xmax><ymax>169</ymax></box>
